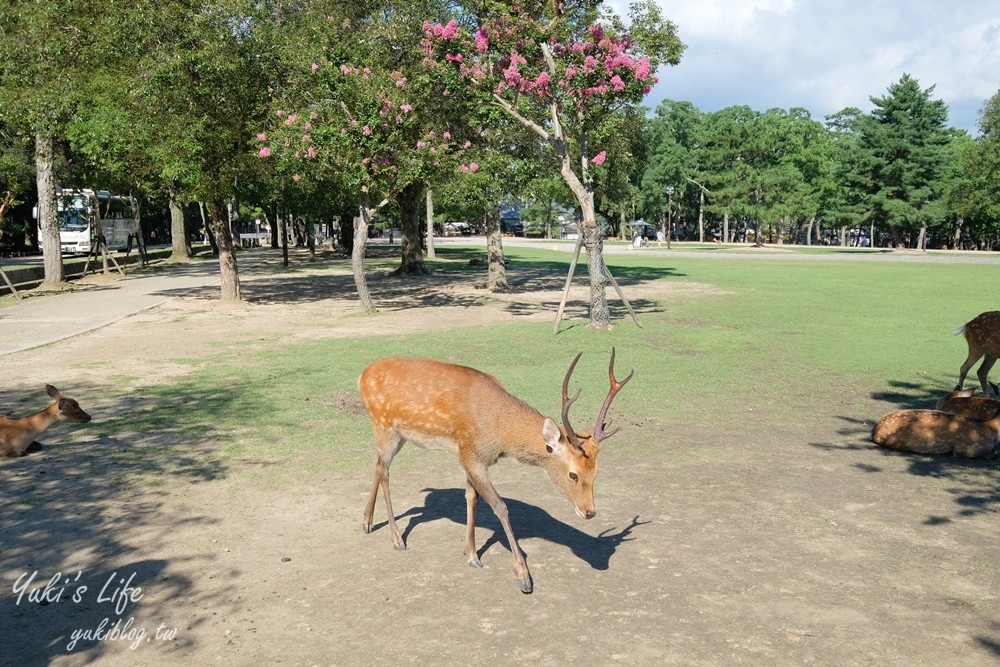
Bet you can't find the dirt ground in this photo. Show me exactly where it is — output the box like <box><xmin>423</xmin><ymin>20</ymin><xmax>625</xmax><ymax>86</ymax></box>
<box><xmin>1</xmin><ymin>249</ymin><xmax>998</xmax><ymax>666</ymax></box>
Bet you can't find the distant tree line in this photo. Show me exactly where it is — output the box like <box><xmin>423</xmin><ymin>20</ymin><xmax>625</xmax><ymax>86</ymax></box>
<box><xmin>1</xmin><ymin>1</ymin><xmax>997</xmax><ymax>313</ymax></box>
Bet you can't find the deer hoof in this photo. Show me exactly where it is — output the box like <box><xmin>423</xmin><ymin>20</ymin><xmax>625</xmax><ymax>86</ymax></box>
<box><xmin>362</xmin><ymin>523</ymin><xmax>371</xmax><ymax>535</ymax></box>
<box><xmin>468</xmin><ymin>558</ymin><xmax>483</xmax><ymax>569</ymax></box>
<box><xmin>393</xmin><ymin>542</ymin><xmax>407</xmax><ymax>551</ymax></box>
<box><xmin>518</xmin><ymin>578</ymin><xmax>533</xmax><ymax>594</ymax></box>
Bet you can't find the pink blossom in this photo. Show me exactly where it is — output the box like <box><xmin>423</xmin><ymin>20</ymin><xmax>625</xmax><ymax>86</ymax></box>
<box><xmin>400</xmin><ymin>104</ymin><xmax>412</xmax><ymax>113</ymax></box>
<box><xmin>257</xmin><ymin>133</ymin><xmax>267</xmax><ymax>141</ymax></box>
<box><xmin>634</xmin><ymin>58</ymin><xmax>651</xmax><ymax>81</ymax></box>
<box><xmin>440</xmin><ymin>19</ymin><xmax>459</xmax><ymax>40</ymax></box>
<box><xmin>310</xmin><ymin>112</ymin><xmax>318</xmax><ymax>120</ymax></box>
<box><xmin>443</xmin><ymin>131</ymin><xmax>451</xmax><ymax>140</ymax></box>
<box><xmin>301</xmin><ymin>134</ymin><xmax>311</xmax><ymax>143</ymax></box>
<box><xmin>307</xmin><ymin>146</ymin><xmax>317</xmax><ymax>158</ymax></box>
<box><xmin>395</xmin><ymin>115</ymin><xmax>403</xmax><ymax>124</ymax></box>
<box><xmin>610</xmin><ymin>75</ymin><xmax>625</xmax><ymax>92</ymax></box>
<box><xmin>396</xmin><ymin>77</ymin><xmax>406</xmax><ymax>88</ymax></box>
<box><xmin>293</xmin><ymin>174</ymin><xmax>301</xmax><ymax>182</ymax></box>
<box><xmin>311</xmin><ymin>62</ymin><xmax>319</xmax><ymax>73</ymax></box>
<box><xmin>258</xmin><ymin>147</ymin><xmax>271</xmax><ymax>157</ymax></box>
<box><xmin>417</xmin><ymin>140</ymin><xmax>426</xmax><ymax>149</ymax></box>
<box><xmin>276</xmin><ymin>110</ymin><xmax>285</xmax><ymax>117</ymax></box>
<box><xmin>363</xmin><ymin>125</ymin><xmax>372</xmax><ymax>135</ymax></box>
<box><xmin>304</xmin><ymin>122</ymin><xmax>312</xmax><ymax>130</ymax></box>
<box><xmin>285</xmin><ymin>114</ymin><xmax>299</xmax><ymax>125</ymax></box>
<box><xmin>474</xmin><ymin>29</ymin><xmax>489</xmax><ymax>53</ymax></box>
<box><xmin>469</xmin><ymin>162</ymin><xmax>479</xmax><ymax>172</ymax></box>
<box><xmin>294</xmin><ymin>150</ymin><xmax>301</xmax><ymax>158</ymax></box>
<box><xmin>460</xmin><ymin>164</ymin><xmax>469</xmax><ymax>173</ymax></box>
<box><xmin>463</xmin><ymin>140</ymin><xmax>471</xmax><ymax>149</ymax></box>
<box><xmin>591</xmin><ymin>151</ymin><xmax>607</xmax><ymax>166</ymax></box>
<box><xmin>351</xmin><ymin>119</ymin><xmax>359</xmax><ymax>126</ymax></box>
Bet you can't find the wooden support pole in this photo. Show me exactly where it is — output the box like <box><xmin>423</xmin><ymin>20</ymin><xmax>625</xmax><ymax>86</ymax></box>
<box><xmin>553</xmin><ymin>235</ymin><xmax>584</xmax><ymax>334</ymax></box>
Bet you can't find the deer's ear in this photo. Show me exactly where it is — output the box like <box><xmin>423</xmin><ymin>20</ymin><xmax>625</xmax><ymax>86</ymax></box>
<box><xmin>46</xmin><ymin>385</ymin><xmax>60</xmax><ymax>399</ymax></box>
<box><xmin>542</xmin><ymin>417</ymin><xmax>565</xmax><ymax>455</ymax></box>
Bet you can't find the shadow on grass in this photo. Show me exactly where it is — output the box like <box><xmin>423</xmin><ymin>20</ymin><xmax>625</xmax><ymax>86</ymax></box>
<box><xmin>869</xmin><ymin>378</ymin><xmax>952</xmax><ymax>410</ymax></box>
<box><xmin>373</xmin><ymin>487</ymin><xmax>646</xmax><ymax>571</ymax></box>
<box><xmin>0</xmin><ymin>378</ymin><xmax>252</xmax><ymax>664</ymax></box>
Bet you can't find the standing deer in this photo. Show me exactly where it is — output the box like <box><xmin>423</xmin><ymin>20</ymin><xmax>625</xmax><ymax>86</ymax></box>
<box><xmin>359</xmin><ymin>349</ymin><xmax>633</xmax><ymax>594</ymax></box>
<box><xmin>934</xmin><ymin>387</ymin><xmax>1000</xmax><ymax>421</ymax></box>
<box><xmin>954</xmin><ymin>311</ymin><xmax>1000</xmax><ymax>399</ymax></box>
<box><xmin>0</xmin><ymin>385</ymin><xmax>92</xmax><ymax>457</ymax></box>
<box><xmin>871</xmin><ymin>409</ymin><xmax>999</xmax><ymax>459</ymax></box>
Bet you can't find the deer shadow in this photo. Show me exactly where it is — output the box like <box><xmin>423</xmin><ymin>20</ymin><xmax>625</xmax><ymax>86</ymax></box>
<box><xmin>387</xmin><ymin>487</ymin><xmax>646</xmax><ymax>571</ymax></box>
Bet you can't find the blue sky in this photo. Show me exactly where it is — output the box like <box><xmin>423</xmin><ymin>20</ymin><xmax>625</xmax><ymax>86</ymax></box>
<box><xmin>613</xmin><ymin>1</ymin><xmax>1000</xmax><ymax>135</ymax></box>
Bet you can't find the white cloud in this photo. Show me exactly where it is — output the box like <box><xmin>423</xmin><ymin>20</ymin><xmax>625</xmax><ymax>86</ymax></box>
<box><xmin>610</xmin><ymin>0</ymin><xmax>1000</xmax><ymax>133</ymax></box>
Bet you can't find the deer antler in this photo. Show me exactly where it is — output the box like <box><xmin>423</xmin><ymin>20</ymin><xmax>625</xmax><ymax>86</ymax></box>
<box><xmin>561</xmin><ymin>352</ymin><xmax>584</xmax><ymax>449</ymax></box>
<box><xmin>593</xmin><ymin>347</ymin><xmax>634</xmax><ymax>443</ymax></box>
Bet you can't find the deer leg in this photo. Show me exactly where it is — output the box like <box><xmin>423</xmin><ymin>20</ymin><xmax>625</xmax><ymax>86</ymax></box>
<box><xmin>957</xmin><ymin>349</ymin><xmax>983</xmax><ymax>390</ymax></box>
<box><xmin>362</xmin><ymin>458</ymin><xmax>384</xmax><ymax>534</ymax></box>
<box><xmin>464</xmin><ymin>477</ymin><xmax>482</xmax><ymax>569</ymax></box>
<box><xmin>362</xmin><ymin>431</ymin><xmax>406</xmax><ymax>550</ymax></box>
<box><xmin>465</xmin><ymin>463</ymin><xmax>532</xmax><ymax>594</ymax></box>
<box><xmin>978</xmin><ymin>356</ymin><xmax>998</xmax><ymax>399</ymax></box>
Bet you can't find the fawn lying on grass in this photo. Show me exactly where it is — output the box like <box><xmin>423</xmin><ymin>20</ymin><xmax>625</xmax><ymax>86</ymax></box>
<box><xmin>0</xmin><ymin>385</ymin><xmax>92</xmax><ymax>457</ymax></box>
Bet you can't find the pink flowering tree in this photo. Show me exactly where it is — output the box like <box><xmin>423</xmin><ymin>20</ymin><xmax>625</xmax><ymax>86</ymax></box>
<box><xmin>422</xmin><ymin>0</ymin><xmax>683</xmax><ymax>329</ymax></box>
<box><xmin>258</xmin><ymin>49</ymin><xmax>471</xmax><ymax>311</ymax></box>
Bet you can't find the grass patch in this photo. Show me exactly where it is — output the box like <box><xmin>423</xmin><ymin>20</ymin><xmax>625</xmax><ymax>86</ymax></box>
<box><xmin>62</xmin><ymin>246</ymin><xmax>1000</xmax><ymax>488</ymax></box>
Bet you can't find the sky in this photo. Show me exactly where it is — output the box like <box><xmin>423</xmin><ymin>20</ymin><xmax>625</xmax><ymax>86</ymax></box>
<box><xmin>610</xmin><ymin>0</ymin><xmax>1000</xmax><ymax>136</ymax></box>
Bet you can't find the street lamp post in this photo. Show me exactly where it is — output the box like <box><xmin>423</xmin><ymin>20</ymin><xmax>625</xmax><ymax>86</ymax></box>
<box><xmin>666</xmin><ymin>186</ymin><xmax>674</xmax><ymax>250</ymax></box>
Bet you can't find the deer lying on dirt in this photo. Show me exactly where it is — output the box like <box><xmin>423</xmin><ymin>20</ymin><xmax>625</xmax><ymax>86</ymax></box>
<box><xmin>359</xmin><ymin>349</ymin><xmax>633</xmax><ymax>594</ymax></box>
<box><xmin>934</xmin><ymin>387</ymin><xmax>1000</xmax><ymax>421</ymax></box>
<box><xmin>871</xmin><ymin>408</ymin><xmax>999</xmax><ymax>459</ymax></box>
<box><xmin>954</xmin><ymin>311</ymin><xmax>1000</xmax><ymax>399</ymax></box>
<box><xmin>0</xmin><ymin>385</ymin><xmax>92</xmax><ymax>457</ymax></box>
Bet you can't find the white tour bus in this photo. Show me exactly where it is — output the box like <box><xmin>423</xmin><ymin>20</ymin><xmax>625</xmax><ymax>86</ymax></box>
<box><xmin>36</xmin><ymin>188</ymin><xmax>139</xmax><ymax>255</ymax></box>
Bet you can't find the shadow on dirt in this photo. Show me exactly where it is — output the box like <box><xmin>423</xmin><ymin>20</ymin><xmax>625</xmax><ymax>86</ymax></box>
<box><xmin>380</xmin><ymin>487</ymin><xmax>647</xmax><ymax>571</ymax></box>
<box><xmin>0</xmin><ymin>378</ymin><xmax>248</xmax><ymax>664</ymax></box>
<box><xmin>812</xmin><ymin>413</ymin><xmax>999</xmax><ymax>525</ymax></box>
<box><xmin>151</xmin><ymin>247</ymin><xmax>675</xmax><ymax>323</ymax></box>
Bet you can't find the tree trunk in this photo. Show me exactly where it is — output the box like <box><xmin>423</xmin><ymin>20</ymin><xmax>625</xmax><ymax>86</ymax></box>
<box><xmin>582</xmin><ymin>219</ymin><xmax>611</xmax><ymax>330</ymax></box>
<box><xmin>425</xmin><ymin>188</ymin><xmax>435</xmax><ymax>260</ymax></box>
<box><xmin>89</xmin><ymin>187</ymin><xmax>109</xmax><ymax>274</ymax></box>
<box><xmin>207</xmin><ymin>199</ymin><xmax>241</xmax><ymax>301</ymax></box>
<box><xmin>35</xmin><ymin>134</ymin><xmax>65</xmax><ymax>286</ymax></box>
<box><xmin>339</xmin><ymin>208</ymin><xmax>354</xmax><ymax>253</ymax></box>
<box><xmin>723</xmin><ymin>211</ymin><xmax>730</xmax><ymax>243</ymax></box>
<box><xmin>697</xmin><ymin>188</ymin><xmax>705</xmax><ymax>242</ymax></box>
<box><xmin>168</xmin><ymin>186</ymin><xmax>191</xmax><ymax>260</ymax></box>
<box><xmin>394</xmin><ymin>181</ymin><xmax>427</xmax><ymax>275</ymax></box>
<box><xmin>485</xmin><ymin>205</ymin><xmax>508</xmax><ymax>291</ymax></box>
<box><xmin>353</xmin><ymin>190</ymin><xmax>377</xmax><ymax>313</ymax></box>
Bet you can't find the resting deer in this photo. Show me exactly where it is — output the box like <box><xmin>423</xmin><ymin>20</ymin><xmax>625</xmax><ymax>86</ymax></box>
<box><xmin>934</xmin><ymin>387</ymin><xmax>1000</xmax><ymax>421</ymax></box>
<box><xmin>871</xmin><ymin>409</ymin><xmax>999</xmax><ymax>459</ymax></box>
<box><xmin>0</xmin><ymin>385</ymin><xmax>92</xmax><ymax>457</ymax></box>
<box><xmin>954</xmin><ymin>311</ymin><xmax>1000</xmax><ymax>399</ymax></box>
<box><xmin>359</xmin><ymin>349</ymin><xmax>633</xmax><ymax>594</ymax></box>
